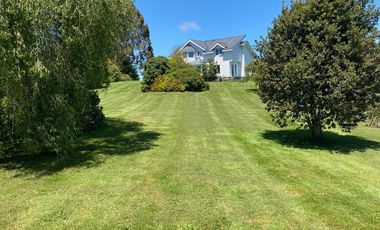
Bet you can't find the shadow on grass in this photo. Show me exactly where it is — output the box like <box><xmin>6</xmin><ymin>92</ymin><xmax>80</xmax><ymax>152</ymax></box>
<box><xmin>261</xmin><ymin>129</ymin><xmax>380</xmax><ymax>154</ymax></box>
<box><xmin>0</xmin><ymin>118</ymin><xmax>161</xmax><ymax>177</ymax></box>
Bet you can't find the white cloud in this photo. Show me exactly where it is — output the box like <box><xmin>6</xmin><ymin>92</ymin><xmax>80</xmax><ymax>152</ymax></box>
<box><xmin>179</xmin><ymin>21</ymin><xmax>201</xmax><ymax>32</ymax></box>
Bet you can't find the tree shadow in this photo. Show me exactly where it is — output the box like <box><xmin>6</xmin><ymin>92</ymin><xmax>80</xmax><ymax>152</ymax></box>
<box><xmin>261</xmin><ymin>129</ymin><xmax>380</xmax><ymax>154</ymax></box>
<box><xmin>0</xmin><ymin>118</ymin><xmax>161</xmax><ymax>178</ymax></box>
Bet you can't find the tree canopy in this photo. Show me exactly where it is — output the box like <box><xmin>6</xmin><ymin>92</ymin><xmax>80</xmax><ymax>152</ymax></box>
<box><xmin>255</xmin><ymin>0</ymin><xmax>380</xmax><ymax>139</ymax></box>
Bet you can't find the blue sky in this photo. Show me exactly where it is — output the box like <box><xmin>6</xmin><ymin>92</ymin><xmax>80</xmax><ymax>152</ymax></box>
<box><xmin>135</xmin><ymin>0</ymin><xmax>380</xmax><ymax>57</ymax></box>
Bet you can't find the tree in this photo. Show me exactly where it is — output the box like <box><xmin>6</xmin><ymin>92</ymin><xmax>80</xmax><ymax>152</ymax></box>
<box><xmin>255</xmin><ymin>0</ymin><xmax>380</xmax><ymax>139</ymax></box>
<box><xmin>116</xmin><ymin>7</ymin><xmax>154</xmax><ymax>72</ymax></box>
<box><xmin>0</xmin><ymin>0</ymin><xmax>147</xmax><ymax>156</ymax></box>
<box><xmin>201</xmin><ymin>59</ymin><xmax>217</xmax><ymax>82</ymax></box>
<box><xmin>121</xmin><ymin>56</ymin><xmax>139</xmax><ymax>80</ymax></box>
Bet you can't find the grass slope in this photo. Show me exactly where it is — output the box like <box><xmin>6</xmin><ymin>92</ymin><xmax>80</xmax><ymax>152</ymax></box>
<box><xmin>1</xmin><ymin>82</ymin><xmax>379</xmax><ymax>229</ymax></box>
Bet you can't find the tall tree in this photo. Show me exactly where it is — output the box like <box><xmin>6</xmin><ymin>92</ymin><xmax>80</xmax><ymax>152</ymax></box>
<box><xmin>255</xmin><ymin>0</ymin><xmax>380</xmax><ymax>139</ymax></box>
<box><xmin>116</xmin><ymin>7</ymin><xmax>154</xmax><ymax>72</ymax></box>
<box><xmin>121</xmin><ymin>56</ymin><xmax>139</xmax><ymax>80</ymax></box>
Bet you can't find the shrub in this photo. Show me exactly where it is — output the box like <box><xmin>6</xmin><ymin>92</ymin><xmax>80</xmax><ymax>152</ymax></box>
<box><xmin>151</xmin><ymin>76</ymin><xmax>186</xmax><ymax>92</ymax></box>
<box><xmin>143</xmin><ymin>56</ymin><xmax>170</xmax><ymax>86</ymax></box>
<box><xmin>108</xmin><ymin>61</ymin><xmax>132</xmax><ymax>82</ymax></box>
<box><xmin>244</xmin><ymin>61</ymin><xmax>258</xmax><ymax>83</ymax></box>
<box><xmin>168</xmin><ymin>67</ymin><xmax>210</xmax><ymax>92</ymax></box>
<box><xmin>366</xmin><ymin>104</ymin><xmax>380</xmax><ymax>128</ymax></box>
<box><xmin>168</xmin><ymin>52</ymin><xmax>193</xmax><ymax>73</ymax></box>
<box><xmin>201</xmin><ymin>60</ymin><xmax>217</xmax><ymax>82</ymax></box>
<box><xmin>141</xmin><ymin>84</ymin><xmax>151</xmax><ymax>92</ymax></box>
<box><xmin>182</xmin><ymin>77</ymin><xmax>210</xmax><ymax>92</ymax></box>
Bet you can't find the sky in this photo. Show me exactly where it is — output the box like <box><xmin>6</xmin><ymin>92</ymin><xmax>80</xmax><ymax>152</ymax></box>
<box><xmin>135</xmin><ymin>0</ymin><xmax>380</xmax><ymax>57</ymax></box>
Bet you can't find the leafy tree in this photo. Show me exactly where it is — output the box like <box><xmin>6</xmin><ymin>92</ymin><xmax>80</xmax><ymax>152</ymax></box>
<box><xmin>201</xmin><ymin>59</ymin><xmax>217</xmax><ymax>82</ymax></box>
<box><xmin>255</xmin><ymin>0</ymin><xmax>380</xmax><ymax>139</ymax></box>
<box><xmin>143</xmin><ymin>56</ymin><xmax>170</xmax><ymax>86</ymax></box>
<box><xmin>0</xmin><ymin>0</ymin><xmax>147</xmax><ymax>156</ymax></box>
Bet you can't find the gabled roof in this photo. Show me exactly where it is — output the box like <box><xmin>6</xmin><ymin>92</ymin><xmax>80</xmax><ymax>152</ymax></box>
<box><xmin>179</xmin><ymin>35</ymin><xmax>246</xmax><ymax>52</ymax></box>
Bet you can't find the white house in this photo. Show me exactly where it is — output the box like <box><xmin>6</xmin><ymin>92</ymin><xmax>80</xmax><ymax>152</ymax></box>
<box><xmin>177</xmin><ymin>35</ymin><xmax>255</xmax><ymax>79</ymax></box>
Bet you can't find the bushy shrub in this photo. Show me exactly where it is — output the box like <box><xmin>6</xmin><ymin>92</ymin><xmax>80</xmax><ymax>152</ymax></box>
<box><xmin>143</xmin><ymin>56</ymin><xmax>170</xmax><ymax>86</ymax></box>
<box><xmin>201</xmin><ymin>60</ymin><xmax>217</xmax><ymax>82</ymax></box>
<box><xmin>182</xmin><ymin>77</ymin><xmax>210</xmax><ymax>92</ymax></box>
<box><xmin>151</xmin><ymin>76</ymin><xmax>186</xmax><ymax>92</ymax></box>
<box><xmin>140</xmin><ymin>84</ymin><xmax>151</xmax><ymax>92</ymax></box>
<box><xmin>366</xmin><ymin>103</ymin><xmax>380</xmax><ymax>128</ymax></box>
<box><xmin>244</xmin><ymin>61</ymin><xmax>259</xmax><ymax>83</ymax></box>
<box><xmin>168</xmin><ymin>52</ymin><xmax>193</xmax><ymax>73</ymax></box>
<box><xmin>142</xmin><ymin>55</ymin><xmax>210</xmax><ymax>92</ymax></box>
<box><xmin>168</xmin><ymin>67</ymin><xmax>210</xmax><ymax>92</ymax></box>
<box><xmin>108</xmin><ymin>61</ymin><xmax>132</xmax><ymax>82</ymax></box>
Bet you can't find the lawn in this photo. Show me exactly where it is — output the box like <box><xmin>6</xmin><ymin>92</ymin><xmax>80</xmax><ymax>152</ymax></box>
<box><xmin>1</xmin><ymin>82</ymin><xmax>379</xmax><ymax>229</ymax></box>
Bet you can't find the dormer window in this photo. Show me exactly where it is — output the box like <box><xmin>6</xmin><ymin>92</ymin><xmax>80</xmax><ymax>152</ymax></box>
<box><xmin>215</xmin><ymin>48</ymin><xmax>223</xmax><ymax>55</ymax></box>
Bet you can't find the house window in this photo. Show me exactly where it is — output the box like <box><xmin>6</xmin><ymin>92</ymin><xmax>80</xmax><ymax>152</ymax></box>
<box><xmin>197</xmin><ymin>52</ymin><xmax>201</xmax><ymax>56</ymax></box>
<box><xmin>182</xmin><ymin>52</ymin><xmax>187</xmax><ymax>58</ymax></box>
<box><xmin>215</xmin><ymin>48</ymin><xmax>222</xmax><ymax>55</ymax></box>
<box><xmin>188</xmin><ymin>52</ymin><xmax>194</xmax><ymax>58</ymax></box>
<box><xmin>216</xmin><ymin>65</ymin><xmax>220</xmax><ymax>74</ymax></box>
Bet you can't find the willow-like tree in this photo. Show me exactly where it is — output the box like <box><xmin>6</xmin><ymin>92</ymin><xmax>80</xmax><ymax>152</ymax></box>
<box><xmin>255</xmin><ymin>0</ymin><xmax>380</xmax><ymax>139</ymax></box>
<box><xmin>0</xmin><ymin>0</ymin><xmax>149</xmax><ymax>156</ymax></box>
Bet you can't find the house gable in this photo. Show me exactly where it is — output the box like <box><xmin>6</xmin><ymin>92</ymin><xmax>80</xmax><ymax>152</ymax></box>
<box><xmin>179</xmin><ymin>40</ymin><xmax>205</xmax><ymax>52</ymax></box>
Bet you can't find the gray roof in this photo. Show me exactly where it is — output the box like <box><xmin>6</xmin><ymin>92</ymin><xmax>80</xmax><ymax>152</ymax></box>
<box><xmin>186</xmin><ymin>35</ymin><xmax>246</xmax><ymax>52</ymax></box>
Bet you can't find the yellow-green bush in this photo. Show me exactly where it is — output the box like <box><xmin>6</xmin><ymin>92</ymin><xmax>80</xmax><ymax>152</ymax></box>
<box><xmin>151</xmin><ymin>76</ymin><xmax>186</xmax><ymax>92</ymax></box>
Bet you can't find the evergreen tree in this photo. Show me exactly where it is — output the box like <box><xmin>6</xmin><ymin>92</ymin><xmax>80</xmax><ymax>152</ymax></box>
<box><xmin>255</xmin><ymin>0</ymin><xmax>380</xmax><ymax>139</ymax></box>
<box><xmin>121</xmin><ymin>56</ymin><xmax>139</xmax><ymax>80</ymax></box>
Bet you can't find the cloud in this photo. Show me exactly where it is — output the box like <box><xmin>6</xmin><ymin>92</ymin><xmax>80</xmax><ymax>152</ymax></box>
<box><xmin>179</xmin><ymin>21</ymin><xmax>201</xmax><ymax>32</ymax></box>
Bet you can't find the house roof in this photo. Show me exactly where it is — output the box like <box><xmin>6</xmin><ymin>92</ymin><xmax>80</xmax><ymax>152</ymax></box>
<box><xmin>180</xmin><ymin>35</ymin><xmax>246</xmax><ymax>52</ymax></box>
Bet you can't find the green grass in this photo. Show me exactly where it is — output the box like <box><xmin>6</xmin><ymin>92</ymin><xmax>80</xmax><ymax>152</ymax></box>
<box><xmin>1</xmin><ymin>82</ymin><xmax>379</xmax><ymax>229</ymax></box>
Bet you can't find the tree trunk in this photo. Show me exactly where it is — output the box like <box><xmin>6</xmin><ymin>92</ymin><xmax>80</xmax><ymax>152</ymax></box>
<box><xmin>310</xmin><ymin>121</ymin><xmax>323</xmax><ymax>140</ymax></box>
